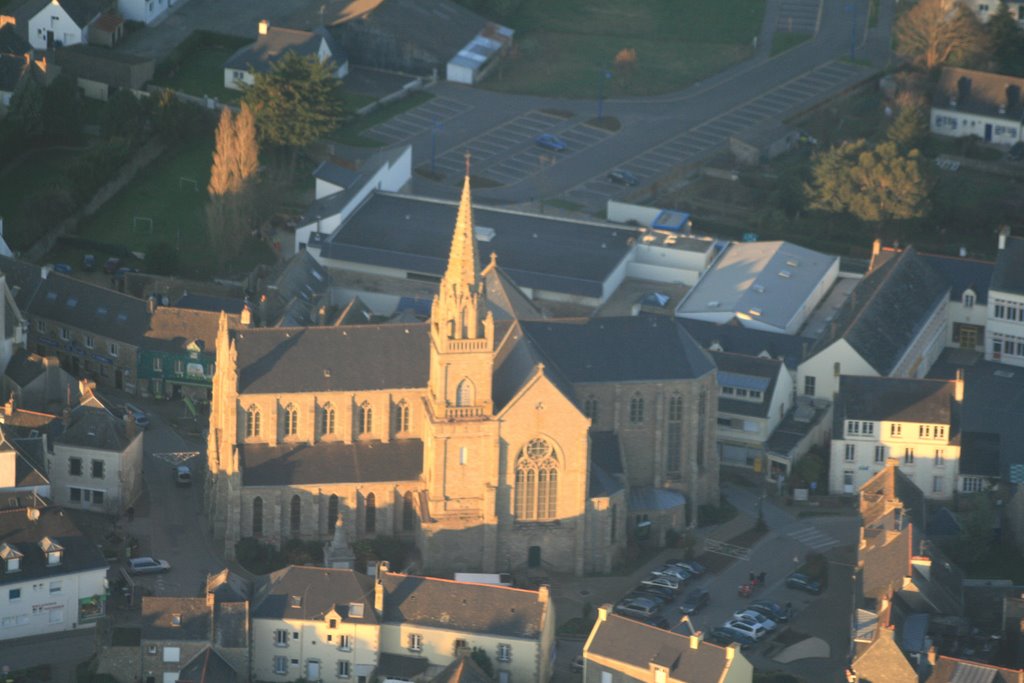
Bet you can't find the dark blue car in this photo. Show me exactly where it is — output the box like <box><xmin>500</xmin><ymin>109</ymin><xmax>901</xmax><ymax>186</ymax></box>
<box><xmin>535</xmin><ymin>133</ymin><xmax>567</xmax><ymax>152</ymax></box>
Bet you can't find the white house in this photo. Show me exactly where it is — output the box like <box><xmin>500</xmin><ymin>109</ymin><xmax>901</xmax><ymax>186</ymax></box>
<box><xmin>798</xmin><ymin>246</ymin><xmax>949</xmax><ymax>402</ymax></box>
<box><xmin>223</xmin><ymin>20</ymin><xmax>347</xmax><ymax>92</ymax></box>
<box><xmin>986</xmin><ymin>227</ymin><xmax>1024</xmax><ymax>367</ymax></box>
<box><xmin>961</xmin><ymin>0</ymin><xmax>1024</xmax><ymax>25</ymax></box>
<box><xmin>47</xmin><ymin>392</ymin><xmax>143</xmax><ymax>514</ymax></box>
<box><xmin>918</xmin><ymin>250</ymin><xmax>993</xmax><ymax>353</ymax></box>
<box><xmin>676</xmin><ymin>240</ymin><xmax>839</xmax><ymax>335</ymax></box>
<box><xmin>116</xmin><ymin>0</ymin><xmax>166</xmax><ymax>25</ymax></box>
<box><xmin>25</xmin><ymin>0</ymin><xmax>106</xmax><ymax>50</ymax></box>
<box><xmin>829</xmin><ymin>375</ymin><xmax>962</xmax><ymax>499</ymax></box>
<box><xmin>446</xmin><ymin>23</ymin><xmax>513</xmax><ymax>86</ymax></box>
<box><xmin>0</xmin><ymin>504</ymin><xmax>107</xmax><ymax>640</ymax></box>
<box><xmin>712</xmin><ymin>351</ymin><xmax>793</xmax><ymax>470</ymax></box>
<box><xmin>930</xmin><ymin>67</ymin><xmax>1024</xmax><ymax>145</ymax></box>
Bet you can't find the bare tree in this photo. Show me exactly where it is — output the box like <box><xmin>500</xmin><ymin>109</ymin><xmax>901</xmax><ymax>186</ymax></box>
<box><xmin>895</xmin><ymin>0</ymin><xmax>987</xmax><ymax>70</ymax></box>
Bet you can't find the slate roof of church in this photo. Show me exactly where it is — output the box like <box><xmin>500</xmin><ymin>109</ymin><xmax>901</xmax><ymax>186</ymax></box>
<box><xmin>810</xmin><ymin>247</ymin><xmax>949</xmax><ymax>375</ymax></box>
<box><xmin>240</xmin><ymin>439</ymin><xmax>423</xmax><ymax>486</ymax></box>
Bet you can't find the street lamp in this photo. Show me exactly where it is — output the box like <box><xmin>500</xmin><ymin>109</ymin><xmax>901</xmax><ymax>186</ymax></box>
<box><xmin>597</xmin><ymin>69</ymin><xmax>612</xmax><ymax>119</ymax></box>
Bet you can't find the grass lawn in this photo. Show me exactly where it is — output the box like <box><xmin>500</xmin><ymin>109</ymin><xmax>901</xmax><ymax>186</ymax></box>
<box><xmin>153</xmin><ymin>32</ymin><xmax>250</xmax><ymax>103</ymax></box>
<box><xmin>771</xmin><ymin>31</ymin><xmax>811</xmax><ymax>56</ymax></box>
<box><xmin>0</xmin><ymin>148</ymin><xmax>84</xmax><ymax>251</ymax></box>
<box><xmin>482</xmin><ymin>0</ymin><xmax>765</xmax><ymax>97</ymax></box>
<box><xmin>75</xmin><ymin>134</ymin><xmax>221</xmax><ymax>276</ymax></box>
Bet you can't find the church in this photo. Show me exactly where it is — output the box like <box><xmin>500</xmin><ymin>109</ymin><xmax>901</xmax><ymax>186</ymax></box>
<box><xmin>204</xmin><ymin>171</ymin><xmax>720</xmax><ymax>576</ymax></box>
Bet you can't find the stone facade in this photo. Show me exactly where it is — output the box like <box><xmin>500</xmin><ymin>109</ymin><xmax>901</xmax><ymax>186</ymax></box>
<box><xmin>205</xmin><ymin>174</ymin><xmax>718</xmax><ymax>576</ymax></box>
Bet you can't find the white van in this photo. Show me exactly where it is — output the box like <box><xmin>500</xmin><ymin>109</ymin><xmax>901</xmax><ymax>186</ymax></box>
<box><xmin>453</xmin><ymin>573</ymin><xmax>514</xmax><ymax>587</ymax></box>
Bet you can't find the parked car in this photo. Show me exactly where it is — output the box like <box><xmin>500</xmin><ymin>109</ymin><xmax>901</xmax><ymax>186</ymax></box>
<box><xmin>175</xmin><ymin>465</ymin><xmax>192</xmax><ymax>487</ymax></box>
<box><xmin>103</xmin><ymin>257</ymin><xmax>121</xmax><ymax>274</ymax></box>
<box><xmin>707</xmin><ymin>626</ymin><xmax>757</xmax><ymax>649</ymax></box>
<box><xmin>627</xmin><ymin>589</ymin><xmax>669</xmax><ymax>606</ymax></box>
<box><xmin>786</xmin><ymin>572</ymin><xmax>823</xmax><ymax>595</ymax></box>
<box><xmin>633</xmin><ymin>585</ymin><xmax>676</xmax><ymax>602</ymax></box>
<box><xmin>679</xmin><ymin>587</ymin><xmax>710</xmax><ymax>615</ymax></box>
<box><xmin>607</xmin><ymin>169</ymin><xmax>639</xmax><ymax>186</ymax></box>
<box><xmin>652</xmin><ymin>564</ymin><xmax>691</xmax><ymax>582</ymax></box>
<box><xmin>643</xmin><ymin>615</ymin><xmax>671</xmax><ymax>629</ymax></box>
<box><xmin>124</xmin><ymin>403</ymin><xmax>150</xmax><ymax>430</ymax></box>
<box><xmin>640</xmin><ymin>575</ymin><xmax>680</xmax><ymax>592</ymax></box>
<box><xmin>127</xmin><ymin>557</ymin><xmax>171</xmax><ymax>575</ymax></box>
<box><xmin>723</xmin><ymin>619</ymin><xmax>769</xmax><ymax>641</ymax></box>
<box><xmin>749</xmin><ymin>600</ymin><xmax>791</xmax><ymax>622</ymax></box>
<box><xmin>674</xmin><ymin>560</ymin><xmax>706</xmax><ymax>576</ymax></box>
<box><xmin>570</xmin><ymin>654</ymin><xmax>585</xmax><ymax>673</ymax></box>
<box><xmin>535</xmin><ymin>133</ymin><xmax>567</xmax><ymax>152</ymax></box>
<box><xmin>614</xmin><ymin>597</ymin><xmax>660</xmax><ymax>619</ymax></box>
<box><xmin>54</xmin><ymin>263</ymin><xmax>72</xmax><ymax>274</ymax></box>
<box><xmin>732</xmin><ymin>609</ymin><xmax>777</xmax><ymax>631</ymax></box>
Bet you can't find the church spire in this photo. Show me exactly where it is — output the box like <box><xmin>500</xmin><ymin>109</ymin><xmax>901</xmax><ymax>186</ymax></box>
<box><xmin>443</xmin><ymin>151</ymin><xmax>480</xmax><ymax>289</ymax></box>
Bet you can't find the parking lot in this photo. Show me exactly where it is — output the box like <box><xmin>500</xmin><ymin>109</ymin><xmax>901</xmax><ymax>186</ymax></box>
<box><xmin>366</xmin><ymin>96</ymin><xmax>475</xmax><ymax>145</ymax></box>
<box><xmin>562</xmin><ymin>60</ymin><xmax>869</xmax><ymax>208</ymax></box>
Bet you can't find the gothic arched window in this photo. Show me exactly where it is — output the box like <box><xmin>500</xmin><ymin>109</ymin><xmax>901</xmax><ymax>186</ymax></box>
<box><xmin>290</xmin><ymin>494</ymin><xmax>301</xmax><ymax>534</ymax></box>
<box><xmin>667</xmin><ymin>393</ymin><xmax>683</xmax><ymax>476</ymax></box>
<box><xmin>252</xmin><ymin>496</ymin><xmax>263</xmax><ymax>535</ymax></box>
<box><xmin>321</xmin><ymin>404</ymin><xmax>335</xmax><ymax>435</ymax></box>
<box><xmin>455</xmin><ymin>379</ymin><xmax>474</xmax><ymax>407</ymax></box>
<box><xmin>629</xmin><ymin>393</ymin><xmax>644</xmax><ymax>424</ymax></box>
<box><xmin>514</xmin><ymin>438</ymin><xmax>558</xmax><ymax>520</ymax></box>
<box><xmin>246</xmin><ymin>405</ymin><xmax>261</xmax><ymax>437</ymax></box>
<box><xmin>402</xmin><ymin>491</ymin><xmax>416</xmax><ymax>531</ymax></box>
<box><xmin>328</xmin><ymin>494</ymin><xmax>339</xmax><ymax>532</ymax></box>
<box><xmin>284</xmin><ymin>404</ymin><xmax>298</xmax><ymax>436</ymax></box>
<box><xmin>365</xmin><ymin>493</ymin><xmax>376</xmax><ymax>533</ymax></box>
<box><xmin>358</xmin><ymin>402</ymin><xmax>373</xmax><ymax>435</ymax></box>
<box><xmin>395</xmin><ymin>400</ymin><xmax>410</xmax><ymax>433</ymax></box>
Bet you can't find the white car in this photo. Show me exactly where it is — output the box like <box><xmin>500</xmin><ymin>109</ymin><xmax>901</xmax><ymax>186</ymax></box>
<box><xmin>127</xmin><ymin>557</ymin><xmax>171</xmax><ymax>575</ymax></box>
<box><xmin>652</xmin><ymin>565</ymin><xmax>690</xmax><ymax>582</ymax></box>
<box><xmin>732</xmin><ymin>609</ymin><xmax>777</xmax><ymax>631</ymax></box>
<box><xmin>724</xmin><ymin>618</ymin><xmax>769</xmax><ymax>641</ymax></box>
<box><xmin>641</xmin><ymin>575</ymin><xmax>680</xmax><ymax>592</ymax></box>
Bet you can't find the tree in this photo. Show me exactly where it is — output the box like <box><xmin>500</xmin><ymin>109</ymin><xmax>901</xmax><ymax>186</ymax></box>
<box><xmin>41</xmin><ymin>74</ymin><xmax>83</xmax><ymax>143</ymax></box>
<box><xmin>887</xmin><ymin>104</ymin><xmax>928</xmax><ymax>150</ymax></box>
<box><xmin>470</xmin><ymin>648</ymin><xmax>495</xmax><ymax>677</ymax></box>
<box><xmin>987</xmin><ymin>1</ymin><xmax>1024</xmax><ymax>75</ymax></box>
<box><xmin>243</xmin><ymin>52</ymin><xmax>343</xmax><ymax>152</ymax></box>
<box><xmin>206</xmin><ymin>105</ymin><xmax>261</xmax><ymax>268</ymax></box>
<box><xmin>102</xmin><ymin>90</ymin><xmax>148</xmax><ymax>143</ymax></box>
<box><xmin>6</xmin><ymin>76</ymin><xmax>44</xmax><ymax>139</ymax></box>
<box><xmin>806</xmin><ymin>139</ymin><xmax>930</xmax><ymax>228</ymax></box>
<box><xmin>895</xmin><ymin>0</ymin><xmax>987</xmax><ymax>70</ymax></box>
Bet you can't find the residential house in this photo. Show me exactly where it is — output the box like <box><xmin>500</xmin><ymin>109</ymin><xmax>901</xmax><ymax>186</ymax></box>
<box><xmin>21</xmin><ymin>0</ymin><xmax>108</xmax><ymax>50</ymax></box>
<box><xmin>987</xmin><ymin>227</ymin><xmax>1024</xmax><ymax>367</ymax></box>
<box><xmin>830</xmin><ymin>375</ymin><xmax>962</xmax><ymax>498</ymax></box>
<box><xmin>140</xmin><ymin>570</ymin><xmax>250</xmax><ymax>683</ymax></box>
<box><xmin>711</xmin><ymin>350</ymin><xmax>793</xmax><ymax>473</ymax></box>
<box><xmin>252</xmin><ymin>249</ymin><xmax>331</xmax><ymax>327</ymax></box>
<box><xmin>429</xmin><ymin>656</ymin><xmax>493</xmax><ymax>683</ymax></box>
<box><xmin>675</xmin><ymin>240</ymin><xmax>839</xmax><ymax>336</ymax></box>
<box><xmin>0</xmin><ymin>504</ymin><xmax>107</xmax><ymax>641</ymax></box>
<box><xmin>377</xmin><ymin>566</ymin><xmax>556</xmax><ymax>683</ymax></box>
<box><xmin>117</xmin><ymin>0</ymin><xmax>166</xmax><ymax>25</ymax></box>
<box><xmin>850</xmin><ymin>622</ymin><xmax>918</xmax><ymax>683</ymax></box>
<box><xmin>48</xmin><ymin>390</ymin><xmax>143</xmax><ymax>514</ymax></box>
<box><xmin>919</xmin><ymin>250</ymin><xmax>993</xmax><ymax>352</ymax></box>
<box><xmin>223</xmin><ymin>20</ymin><xmax>346</xmax><ymax>92</ymax></box>
<box><xmin>0</xmin><ymin>271</ymin><xmax>28</xmax><ymax>373</ymax></box>
<box><xmin>582</xmin><ymin>606</ymin><xmax>752</xmax><ymax>683</ymax></box>
<box><xmin>139</xmin><ymin>305</ymin><xmax>238</xmax><ymax>400</ymax></box>
<box><xmin>4</xmin><ymin>349</ymin><xmax>79</xmax><ymax>413</ymax></box>
<box><xmin>798</xmin><ymin>245</ymin><xmax>949</xmax><ymax>403</ymax></box>
<box><xmin>51</xmin><ymin>44</ymin><xmax>154</xmax><ymax>100</ymax></box>
<box><xmin>0</xmin><ymin>431</ymin><xmax>49</xmax><ymax>503</ymax></box>
<box><xmin>931</xmin><ymin>67</ymin><xmax>1024</xmax><ymax>145</ymax></box>
<box><xmin>250</xmin><ymin>565</ymin><xmax>379</xmax><ymax>682</ymax></box>
<box><xmin>928</xmin><ymin>657</ymin><xmax>1024</xmax><ymax>682</ymax></box>
<box><xmin>86</xmin><ymin>10</ymin><xmax>121</xmax><ymax>47</ymax></box>
<box><xmin>25</xmin><ymin>269</ymin><xmax>150</xmax><ymax>392</ymax></box>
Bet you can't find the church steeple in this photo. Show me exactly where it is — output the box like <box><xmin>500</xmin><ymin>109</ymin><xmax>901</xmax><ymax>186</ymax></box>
<box><xmin>433</xmin><ymin>153</ymin><xmax>489</xmax><ymax>341</ymax></box>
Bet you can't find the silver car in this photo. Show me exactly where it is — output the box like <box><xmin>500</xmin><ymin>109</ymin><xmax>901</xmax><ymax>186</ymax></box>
<box><xmin>127</xmin><ymin>557</ymin><xmax>171</xmax><ymax>575</ymax></box>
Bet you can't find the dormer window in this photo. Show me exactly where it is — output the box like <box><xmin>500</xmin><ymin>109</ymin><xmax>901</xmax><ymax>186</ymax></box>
<box><xmin>39</xmin><ymin>537</ymin><xmax>63</xmax><ymax>566</ymax></box>
<box><xmin>963</xmin><ymin>291</ymin><xmax>975</xmax><ymax>308</ymax></box>
<box><xmin>348</xmin><ymin>602</ymin><xmax>364</xmax><ymax>618</ymax></box>
<box><xmin>289</xmin><ymin>594</ymin><xmax>302</xmax><ymax>608</ymax></box>
<box><xmin>0</xmin><ymin>543</ymin><xmax>22</xmax><ymax>573</ymax></box>
<box><xmin>171</xmin><ymin>613</ymin><xmax>182</xmax><ymax>627</ymax></box>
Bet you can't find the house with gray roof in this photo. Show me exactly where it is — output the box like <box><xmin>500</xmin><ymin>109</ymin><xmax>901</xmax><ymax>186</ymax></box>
<box><xmin>927</xmin><ymin>656</ymin><xmax>1024</xmax><ymax>682</ymax></box>
<box><xmin>798</xmin><ymin>246</ymin><xmax>950</xmax><ymax>402</ymax></box>
<box><xmin>987</xmin><ymin>227</ymin><xmax>1024</xmax><ymax>368</ymax></box>
<box><xmin>830</xmin><ymin>375</ymin><xmax>962</xmax><ymax>498</ymax></box>
<box><xmin>4</xmin><ymin>349</ymin><xmax>78</xmax><ymax>413</ymax></box>
<box><xmin>15</xmin><ymin>0</ymin><xmax>108</xmax><ymax>50</ymax></box>
<box><xmin>676</xmin><ymin>240</ymin><xmax>839</xmax><ymax>335</ymax></box>
<box><xmin>140</xmin><ymin>571</ymin><xmax>249</xmax><ymax>683</ymax></box>
<box><xmin>223</xmin><ymin>19</ymin><xmax>346</xmax><ymax>91</ymax></box>
<box><xmin>583</xmin><ymin>607</ymin><xmax>752</xmax><ymax>683</ymax></box>
<box><xmin>931</xmin><ymin>66</ymin><xmax>1024</xmax><ymax>146</ymax></box>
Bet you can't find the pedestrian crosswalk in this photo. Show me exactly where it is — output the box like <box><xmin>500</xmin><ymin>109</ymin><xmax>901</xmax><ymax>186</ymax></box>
<box><xmin>786</xmin><ymin>525</ymin><xmax>841</xmax><ymax>551</ymax></box>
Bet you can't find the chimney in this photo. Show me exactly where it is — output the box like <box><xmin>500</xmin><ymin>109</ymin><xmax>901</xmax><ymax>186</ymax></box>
<box><xmin>0</xmin><ymin>448</ymin><xmax>15</xmax><ymax>489</ymax></box>
<box><xmin>61</xmin><ymin>406</ymin><xmax>71</xmax><ymax>429</ymax></box>
<box><xmin>78</xmin><ymin>378</ymin><xmax>95</xmax><ymax>397</ymax></box>
<box><xmin>689</xmin><ymin>635</ymin><xmax>700</xmax><ymax>650</ymax></box>
<box><xmin>258</xmin><ymin>19</ymin><xmax>269</xmax><ymax>35</ymax></box>
<box><xmin>954</xmin><ymin>369</ymin><xmax>964</xmax><ymax>403</ymax></box>
<box><xmin>871</xmin><ymin>238</ymin><xmax>881</xmax><ymax>257</ymax></box>
<box><xmin>240</xmin><ymin>305</ymin><xmax>252</xmax><ymax>327</ymax></box>
<box><xmin>373</xmin><ymin>561</ymin><xmax>388</xmax><ymax>615</ymax></box>
<box><xmin>147</xmin><ymin>296</ymin><xmax>157</xmax><ymax>314</ymax></box>
<box><xmin>999</xmin><ymin>225</ymin><xmax>1011</xmax><ymax>250</ymax></box>
<box><xmin>3</xmin><ymin>393</ymin><xmax>13</xmax><ymax>417</ymax></box>
<box><xmin>927</xmin><ymin>646</ymin><xmax>937</xmax><ymax>667</ymax></box>
<box><xmin>124</xmin><ymin>412</ymin><xmax>137</xmax><ymax>441</ymax></box>
<box><xmin>596</xmin><ymin>605</ymin><xmax>610</xmax><ymax>622</ymax></box>
<box><xmin>725</xmin><ymin>645</ymin><xmax>736</xmax><ymax>662</ymax></box>
<box><xmin>537</xmin><ymin>584</ymin><xmax>549</xmax><ymax>604</ymax></box>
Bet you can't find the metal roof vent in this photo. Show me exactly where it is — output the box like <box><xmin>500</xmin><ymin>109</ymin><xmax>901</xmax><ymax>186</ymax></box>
<box><xmin>778</xmin><ymin>270</ymin><xmax>792</xmax><ymax>278</ymax></box>
<box><xmin>474</xmin><ymin>226</ymin><xmax>496</xmax><ymax>242</ymax></box>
